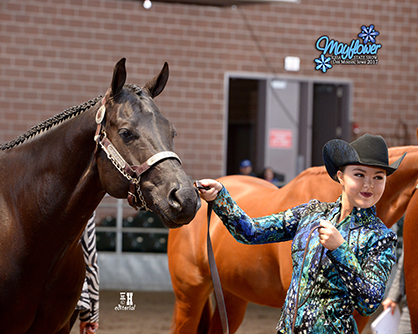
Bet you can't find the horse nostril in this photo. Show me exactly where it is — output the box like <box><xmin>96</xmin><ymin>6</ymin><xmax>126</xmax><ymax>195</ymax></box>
<box><xmin>167</xmin><ymin>184</ymin><xmax>200</xmax><ymax>215</ymax></box>
<box><xmin>168</xmin><ymin>185</ymin><xmax>181</xmax><ymax>211</ymax></box>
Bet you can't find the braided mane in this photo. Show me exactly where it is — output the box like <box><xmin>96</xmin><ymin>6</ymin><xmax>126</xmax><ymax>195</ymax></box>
<box><xmin>0</xmin><ymin>84</ymin><xmax>143</xmax><ymax>151</ymax></box>
<box><xmin>0</xmin><ymin>96</ymin><xmax>102</xmax><ymax>151</ymax></box>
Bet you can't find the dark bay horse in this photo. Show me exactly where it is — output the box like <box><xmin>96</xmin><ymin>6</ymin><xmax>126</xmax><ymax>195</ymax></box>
<box><xmin>0</xmin><ymin>58</ymin><xmax>200</xmax><ymax>333</ymax></box>
<box><xmin>168</xmin><ymin>146</ymin><xmax>417</xmax><ymax>334</ymax></box>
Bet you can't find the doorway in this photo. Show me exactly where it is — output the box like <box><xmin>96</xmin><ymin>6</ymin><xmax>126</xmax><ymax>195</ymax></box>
<box><xmin>226</xmin><ymin>75</ymin><xmax>351</xmax><ymax>181</ymax></box>
<box><xmin>226</xmin><ymin>78</ymin><xmax>265</xmax><ymax>176</ymax></box>
<box><xmin>311</xmin><ymin>83</ymin><xmax>350</xmax><ymax>167</ymax></box>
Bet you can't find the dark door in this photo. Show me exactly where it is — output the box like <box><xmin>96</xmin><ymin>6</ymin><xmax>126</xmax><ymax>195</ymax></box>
<box><xmin>226</xmin><ymin>78</ymin><xmax>264</xmax><ymax>176</ymax></box>
<box><xmin>311</xmin><ymin>83</ymin><xmax>350</xmax><ymax>167</ymax></box>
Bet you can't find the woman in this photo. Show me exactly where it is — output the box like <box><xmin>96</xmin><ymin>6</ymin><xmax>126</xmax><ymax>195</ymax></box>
<box><xmin>262</xmin><ymin>166</ymin><xmax>282</xmax><ymax>187</ymax></box>
<box><xmin>71</xmin><ymin>213</ymin><xmax>100</xmax><ymax>334</ymax></box>
<box><xmin>198</xmin><ymin>133</ymin><xmax>405</xmax><ymax>334</ymax></box>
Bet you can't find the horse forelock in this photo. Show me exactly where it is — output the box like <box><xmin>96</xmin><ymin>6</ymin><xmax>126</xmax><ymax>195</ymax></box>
<box><xmin>125</xmin><ymin>83</ymin><xmax>142</xmax><ymax>96</ymax></box>
<box><xmin>123</xmin><ymin>83</ymin><xmax>158</xmax><ymax>114</ymax></box>
<box><xmin>0</xmin><ymin>96</ymin><xmax>102</xmax><ymax>151</ymax></box>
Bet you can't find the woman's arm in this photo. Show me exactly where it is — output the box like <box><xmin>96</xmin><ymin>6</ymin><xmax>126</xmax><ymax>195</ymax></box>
<box><xmin>327</xmin><ymin>230</ymin><xmax>397</xmax><ymax>316</ymax></box>
<box><xmin>197</xmin><ymin>179</ymin><xmax>307</xmax><ymax>245</ymax></box>
<box><xmin>78</xmin><ymin>214</ymin><xmax>100</xmax><ymax>328</ymax></box>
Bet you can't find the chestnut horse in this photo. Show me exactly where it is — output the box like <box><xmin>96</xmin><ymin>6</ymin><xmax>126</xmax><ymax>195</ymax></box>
<box><xmin>168</xmin><ymin>146</ymin><xmax>417</xmax><ymax>334</ymax></box>
<box><xmin>0</xmin><ymin>58</ymin><xmax>200</xmax><ymax>334</ymax></box>
<box><xmin>403</xmin><ymin>166</ymin><xmax>418</xmax><ymax>333</ymax></box>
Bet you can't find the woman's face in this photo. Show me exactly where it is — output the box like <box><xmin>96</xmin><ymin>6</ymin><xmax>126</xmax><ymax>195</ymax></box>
<box><xmin>337</xmin><ymin>165</ymin><xmax>386</xmax><ymax>210</ymax></box>
<box><xmin>264</xmin><ymin>168</ymin><xmax>274</xmax><ymax>180</ymax></box>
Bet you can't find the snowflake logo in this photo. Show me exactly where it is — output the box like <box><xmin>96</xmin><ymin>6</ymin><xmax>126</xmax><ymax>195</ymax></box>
<box><xmin>358</xmin><ymin>25</ymin><xmax>379</xmax><ymax>44</ymax></box>
<box><xmin>314</xmin><ymin>54</ymin><xmax>332</xmax><ymax>73</ymax></box>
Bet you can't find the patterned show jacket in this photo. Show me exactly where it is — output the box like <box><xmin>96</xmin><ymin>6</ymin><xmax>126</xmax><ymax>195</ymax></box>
<box><xmin>212</xmin><ymin>187</ymin><xmax>397</xmax><ymax>334</ymax></box>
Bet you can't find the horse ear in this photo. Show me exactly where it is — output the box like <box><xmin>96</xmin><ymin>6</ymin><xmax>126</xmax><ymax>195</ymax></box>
<box><xmin>143</xmin><ymin>62</ymin><xmax>169</xmax><ymax>98</ymax></box>
<box><xmin>107</xmin><ymin>58</ymin><xmax>126</xmax><ymax>100</ymax></box>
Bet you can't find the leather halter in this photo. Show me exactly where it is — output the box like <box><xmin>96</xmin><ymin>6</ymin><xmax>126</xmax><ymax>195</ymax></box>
<box><xmin>94</xmin><ymin>99</ymin><xmax>181</xmax><ymax>211</ymax></box>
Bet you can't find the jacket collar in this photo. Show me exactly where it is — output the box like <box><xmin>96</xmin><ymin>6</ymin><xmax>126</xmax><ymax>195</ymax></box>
<box><xmin>330</xmin><ymin>196</ymin><xmax>377</xmax><ymax>229</ymax></box>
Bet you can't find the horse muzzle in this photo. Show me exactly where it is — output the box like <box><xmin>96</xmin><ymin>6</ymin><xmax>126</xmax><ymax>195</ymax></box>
<box><xmin>148</xmin><ymin>182</ymin><xmax>201</xmax><ymax>228</ymax></box>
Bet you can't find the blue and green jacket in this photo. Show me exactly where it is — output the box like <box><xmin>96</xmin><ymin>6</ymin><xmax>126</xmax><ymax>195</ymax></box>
<box><xmin>213</xmin><ymin>187</ymin><xmax>397</xmax><ymax>334</ymax></box>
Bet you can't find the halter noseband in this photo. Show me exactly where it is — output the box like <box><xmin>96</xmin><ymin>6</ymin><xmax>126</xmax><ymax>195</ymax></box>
<box><xmin>94</xmin><ymin>97</ymin><xmax>181</xmax><ymax>211</ymax></box>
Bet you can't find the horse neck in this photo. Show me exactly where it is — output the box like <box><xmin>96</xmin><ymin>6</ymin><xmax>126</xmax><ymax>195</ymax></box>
<box><xmin>377</xmin><ymin>147</ymin><xmax>418</xmax><ymax>227</ymax></box>
<box><xmin>3</xmin><ymin>105</ymin><xmax>105</xmax><ymax>242</ymax></box>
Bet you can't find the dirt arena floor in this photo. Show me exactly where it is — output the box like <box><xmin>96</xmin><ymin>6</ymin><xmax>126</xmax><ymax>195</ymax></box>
<box><xmin>71</xmin><ymin>290</ymin><xmax>377</xmax><ymax>334</ymax></box>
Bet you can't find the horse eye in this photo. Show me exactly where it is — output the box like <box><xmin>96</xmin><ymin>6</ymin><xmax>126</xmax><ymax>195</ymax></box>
<box><xmin>118</xmin><ymin>128</ymin><xmax>134</xmax><ymax>142</ymax></box>
<box><xmin>171</xmin><ymin>125</ymin><xmax>177</xmax><ymax>138</ymax></box>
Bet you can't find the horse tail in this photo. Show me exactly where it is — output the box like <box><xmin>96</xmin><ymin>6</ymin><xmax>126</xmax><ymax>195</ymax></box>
<box><xmin>197</xmin><ymin>295</ymin><xmax>213</xmax><ymax>334</ymax></box>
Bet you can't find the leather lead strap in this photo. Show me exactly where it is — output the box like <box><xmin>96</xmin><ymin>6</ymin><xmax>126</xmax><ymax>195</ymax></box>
<box><xmin>206</xmin><ymin>201</ymin><xmax>229</xmax><ymax>334</ymax></box>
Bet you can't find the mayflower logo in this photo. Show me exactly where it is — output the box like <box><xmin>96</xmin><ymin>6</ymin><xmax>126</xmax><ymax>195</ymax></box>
<box><xmin>314</xmin><ymin>24</ymin><xmax>381</xmax><ymax>73</ymax></box>
<box><xmin>115</xmin><ymin>291</ymin><xmax>136</xmax><ymax>311</ymax></box>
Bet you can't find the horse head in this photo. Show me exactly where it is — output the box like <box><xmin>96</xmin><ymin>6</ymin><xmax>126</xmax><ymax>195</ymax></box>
<box><xmin>95</xmin><ymin>58</ymin><xmax>200</xmax><ymax>228</ymax></box>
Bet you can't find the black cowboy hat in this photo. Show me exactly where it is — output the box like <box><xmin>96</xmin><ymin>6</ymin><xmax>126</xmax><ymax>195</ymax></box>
<box><xmin>322</xmin><ymin>133</ymin><xmax>406</xmax><ymax>182</ymax></box>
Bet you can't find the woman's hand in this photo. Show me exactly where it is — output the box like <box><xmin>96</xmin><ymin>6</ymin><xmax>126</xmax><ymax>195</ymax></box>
<box><xmin>80</xmin><ymin>321</ymin><xmax>99</xmax><ymax>334</ymax></box>
<box><xmin>318</xmin><ymin>220</ymin><xmax>345</xmax><ymax>251</ymax></box>
<box><xmin>381</xmin><ymin>298</ymin><xmax>398</xmax><ymax>315</ymax></box>
<box><xmin>196</xmin><ymin>179</ymin><xmax>222</xmax><ymax>202</ymax></box>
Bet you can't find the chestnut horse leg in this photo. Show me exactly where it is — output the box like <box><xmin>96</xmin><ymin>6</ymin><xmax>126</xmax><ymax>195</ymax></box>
<box><xmin>353</xmin><ymin>311</ymin><xmax>369</xmax><ymax>333</ymax></box>
<box><xmin>198</xmin><ymin>297</ymin><xmax>213</xmax><ymax>333</ymax></box>
<box><xmin>403</xmin><ymin>189</ymin><xmax>418</xmax><ymax>333</ymax></box>
<box><xmin>171</xmin><ymin>281</ymin><xmax>213</xmax><ymax>334</ymax></box>
<box><xmin>208</xmin><ymin>291</ymin><xmax>249</xmax><ymax>334</ymax></box>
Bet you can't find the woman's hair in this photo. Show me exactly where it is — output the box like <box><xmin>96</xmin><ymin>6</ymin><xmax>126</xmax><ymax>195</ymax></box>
<box><xmin>338</xmin><ymin>165</ymin><xmax>347</xmax><ymax>173</ymax></box>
